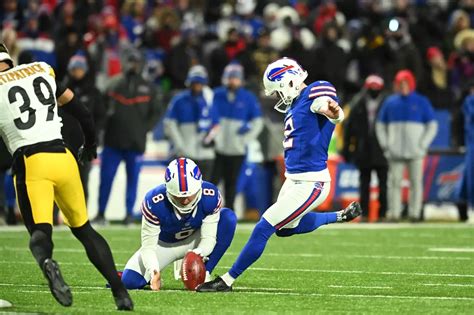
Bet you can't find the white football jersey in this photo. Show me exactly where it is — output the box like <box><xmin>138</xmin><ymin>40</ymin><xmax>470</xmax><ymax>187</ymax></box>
<box><xmin>0</xmin><ymin>62</ymin><xmax>63</xmax><ymax>154</ymax></box>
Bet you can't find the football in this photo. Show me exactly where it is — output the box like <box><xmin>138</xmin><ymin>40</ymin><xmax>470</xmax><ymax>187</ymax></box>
<box><xmin>180</xmin><ymin>252</ymin><xmax>206</xmax><ymax>291</ymax></box>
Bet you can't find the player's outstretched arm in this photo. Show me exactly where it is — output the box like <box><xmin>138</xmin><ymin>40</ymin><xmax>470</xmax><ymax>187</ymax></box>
<box><xmin>57</xmin><ymin>87</ymin><xmax>97</xmax><ymax>162</ymax></box>
<box><xmin>194</xmin><ymin>211</ymin><xmax>220</xmax><ymax>257</ymax></box>
<box><xmin>310</xmin><ymin>96</ymin><xmax>345</xmax><ymax>124</ymax></box>
<box><xmin>140</xmin><ymin>217</ymin><xmax>162</xmax><ymax>291</ymax></box>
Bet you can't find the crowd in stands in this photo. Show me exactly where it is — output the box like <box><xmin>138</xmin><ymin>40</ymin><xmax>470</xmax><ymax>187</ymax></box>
<box><xmin>1</xmin><ymin>0</ymin><xmax>473</xmax><ymax>223</ymax></box>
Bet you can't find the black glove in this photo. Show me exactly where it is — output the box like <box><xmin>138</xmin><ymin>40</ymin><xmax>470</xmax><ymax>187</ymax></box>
<box><xmin>78</xmin><ymin>143</ymin><xmax>97</xmax><ymax>165</ymax></box>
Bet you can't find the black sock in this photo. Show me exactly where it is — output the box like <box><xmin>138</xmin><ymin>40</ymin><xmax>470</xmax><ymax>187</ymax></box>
<box><xmin>29</xmin><ymin>223</ymin><xmax>53</xmax><ymax>267</ymax></box>
<box><xmin>70</xmin><ymin>222</ymin><xmax>126</xmax><ymax>295</ymax></box>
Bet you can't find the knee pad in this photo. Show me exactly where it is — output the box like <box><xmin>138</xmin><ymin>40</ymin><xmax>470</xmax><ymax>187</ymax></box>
<box><xmin>121</xmin><ymin>269</ymin><xmax>147</xmax><ymax>290</ymax></box>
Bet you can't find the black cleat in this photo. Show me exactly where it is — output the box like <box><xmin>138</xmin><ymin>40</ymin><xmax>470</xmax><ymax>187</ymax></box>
<box><xmin>42</xmin><ymin>259</ymin><xmax>72</xmax><ymax>307</ymax></box>
<box><xmin>339</xmin><ymin>202</ymin><xmax>362</xmax><ymax>222</ymax></box>
<box><xmin>113</xmin><ymin>290</ymin><xmax>134</xmax><ymax>311</ymax></box>
<box><xmin>196</xmin><ymin>277</ymin><xmax>232</xmax><ymax>292</ymax></box>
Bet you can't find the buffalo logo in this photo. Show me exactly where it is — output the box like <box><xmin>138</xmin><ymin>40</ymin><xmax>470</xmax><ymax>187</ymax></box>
<box><xmin>267</xmin><ymin>65</ymin><xmax>297</xmax><ymax>82</ymax></box>
<box><xmin>165</xmin><ymin>168</ymin><xmax>173</xmax><ymax>182</ymax></box>
<box><xmin>191</xmin><ymin>165</ymin><xmax>202</xmax><ymax>180</ymax></box>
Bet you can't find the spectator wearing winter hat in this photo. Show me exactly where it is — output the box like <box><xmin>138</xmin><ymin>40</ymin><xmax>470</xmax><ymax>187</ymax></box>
<box><xmin>93</xmin><ymin>50</ymin><xmax>161</xmax><ymax>225</ymax></box>
<box><xmin>376</xmin><ymin>70</ymin><xmax>438</xmax><ymax>222</ymax></box>
<box><xmin>419</xmin><ymin>46</ymin><xmax>455</xmax><ymax>110</ymax></box>
<box><xmin>212</xmin><ymin>63</ymin><xmax>263</xmax><ymax>210</ymax></box>
<box><xmin>164</xmin><ymin>65</ymin><xmax>219</xmax><ymax>179</ymax></box>
<box><xmin>60</xmin><ymin>53</ymin><xmax>105</xmax><ymax>201</ymax></box>
<box><xmin>344</xmin><ymin>74</ymin><xmax>388</xmax><ymax>222</ymax></box>
<box><xmin>451</xmin><ymin>29</ymin><xmax>474</xmax><ymax>98</ymax></box>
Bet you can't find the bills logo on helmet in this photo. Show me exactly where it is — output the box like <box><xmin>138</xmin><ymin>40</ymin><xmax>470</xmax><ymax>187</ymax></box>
<box><xmin>191</xmin><ymin>165</ymin><xmax>202</xmax><ymax>180</ymax></box>
<box><xmin>165</xmin><ymin>168</ymin><xmax>173</xmax><ymax>182</ymax></box>
<box><xmin>267</xmin><ymin>65</ymin><xmax>298</xmax><ymax>82</ymax></box>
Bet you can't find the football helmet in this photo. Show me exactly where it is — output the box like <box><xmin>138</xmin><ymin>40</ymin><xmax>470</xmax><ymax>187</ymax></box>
<box><xmin>165</xmin><ymin>158</ymin><xmax>203</xmax><ymax>214</ymax></box>
<box><xmin>0</xmin><ymin>43</ymin><xmax>14</xmax><ymax>69</ymax></box>
<box><xmin>263</xmin><ymin>57</ymin><xmax>308</xmax><ymax>113</ymax></box>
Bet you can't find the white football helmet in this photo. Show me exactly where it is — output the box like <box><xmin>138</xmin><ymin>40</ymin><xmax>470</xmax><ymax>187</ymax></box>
<box><xmin>165</xmin><ymin>158</ymin><xmax>203</xmax><ymax>214</ymax></box>
<box><xmin>263</xmin><ymin>57</ymin><xmax>308</xmax><ymax>113</ymax></box>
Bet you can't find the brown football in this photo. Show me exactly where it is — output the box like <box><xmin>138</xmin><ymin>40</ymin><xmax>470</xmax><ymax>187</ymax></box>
<box><xmin>181</xmin><ymin>251</ymin><xmax>206</xmax><ymax>290</ymax></box>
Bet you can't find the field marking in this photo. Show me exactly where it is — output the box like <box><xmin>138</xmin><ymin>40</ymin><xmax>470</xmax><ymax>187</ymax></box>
<box><xmin>8</xmin><ymin>284</ymin><xmax>474</xmax><ymax>302</ymax></box>
<box><xmin>422</xmin><ymin>283</ymin><xmax>474</xmax><ymax>288</ymax></box>
<box><xmin>218</xmin><ymin>266</ymin><xmax>474</xmax><ymax>278</ymax></box>
<box><xmin>0</xmin><ymin>283</ymin><xmax>108</xmax><ymax>290</ymax></box>
<box><xmin>227</xmin><ymin>252</ymin><xmax>472</xmax><ymax>261</ymax></box>
<box><xmin>0</xmin><ymin>223</ymin><xmax>473</xmax><ymax>233</ymax></box>
<box><xmin>1</xmin><ymin>246</ymin><xmax>470</xmax><ymax>261</ymax></box>
<box><xmin>0</xmin><ymin>260</ymin><xmax>125</xmax><ymax>267</ymax></box>
<box><xmin>225</xmin><ymin>291</ymin><xmax>474</xmax><ymax>301</ymax></box>
<box><xmin>0</xmin><ymin>259</ymin><xmax>471</xmax><ymax>279</ymax></box>
<box><xmin>328</xmin><ymin>285</ymin><xmax>392</xmax><ymax>289</ymax></box>
<box><xmin>428</xmin><ymin>248</ymin><xmax>474</xmax><ymax>253</ymax></box>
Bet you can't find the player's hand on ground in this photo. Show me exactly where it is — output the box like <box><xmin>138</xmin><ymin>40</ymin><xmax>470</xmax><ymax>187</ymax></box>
<box><xmin>150</xmin><ymin>270</ymin><xmax>161</xmax><ymax>291</ymax></box>
<box><xmin>78</xmin><ymin>143</ymin><xmax>97</xmax><ymax>164</ymax></box>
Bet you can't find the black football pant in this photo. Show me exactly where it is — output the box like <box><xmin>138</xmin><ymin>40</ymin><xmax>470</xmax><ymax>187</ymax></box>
<box><xmin>359</xmin><ymin>166</ymin><xmax>388</xmax><ymax>219</ymax></box>
<box><xmin>211</xmin><ymin>153</ymin><xmax>245</xmax><ymax>210</ymax></box>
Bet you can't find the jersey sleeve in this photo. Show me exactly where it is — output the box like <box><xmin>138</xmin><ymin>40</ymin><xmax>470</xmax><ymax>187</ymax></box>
<box><xmin>141</xmin><ymin>191</ymin><xmax>161</xmax><ymax>226</ymax></box>
<box><xmin>202</xmin><ymin>182</ymin><xmax>223</xmax><ymax>215</ymax></box>
<box><xmin>309</xmin><ymin>81</ymin><xmax>339</xmax><ymax>113</ymax></box>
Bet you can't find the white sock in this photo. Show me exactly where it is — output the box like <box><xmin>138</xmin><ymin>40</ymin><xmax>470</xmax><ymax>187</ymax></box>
<box><xmin>205</xmin><ymin>271</ymin><xmax>212</xmax><ymax>282</ymax></box>
<box><xmin>221</xmin><ymin>272</ymin><xmax>235</xmax><ymax>286</ymax></box>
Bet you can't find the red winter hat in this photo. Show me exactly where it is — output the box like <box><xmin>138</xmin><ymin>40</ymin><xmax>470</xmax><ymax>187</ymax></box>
<box><xmin>426</xmin><ymin>46</ymin><xmax>443</xmax><ymax>61</ymax></box>
<box><xmin>394</xmin><ymin>69</ymin><xmax>416</xmax><ymax>92</ymax></box>
<box><xmin>364</xmin><ymin>74</ymin><xmax>384</xmax><ymax>90</ymax></box>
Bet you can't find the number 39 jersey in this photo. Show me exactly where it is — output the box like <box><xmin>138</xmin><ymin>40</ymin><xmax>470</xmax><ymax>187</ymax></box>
<box><xmin>0</xmin><ymin>62</ymin><xmax>62</xmax><ymax>155</ymax></box>
<box><xmin>140</xmin><ymin>181</ymin><xmax>222</xmax><ymax>243</ymax></box>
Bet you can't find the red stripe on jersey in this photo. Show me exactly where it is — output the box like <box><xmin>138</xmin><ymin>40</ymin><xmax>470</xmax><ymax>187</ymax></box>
<box><xmin>310</xmin><ymin>85</ymin><xmax>336</xmax><ymax>92</ymax></box>
<box><xmin>309</xmin><ymin>91</ymin><xmax>337</xmax><ymax>99</ymax></box>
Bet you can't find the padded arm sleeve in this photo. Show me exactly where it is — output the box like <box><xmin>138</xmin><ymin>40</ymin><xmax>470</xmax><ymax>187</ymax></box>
<box><xmin>140</xmin><ymin>217</ymin><xmax>161</xmax><ymax>278</ymax></box>
<box><xmin>196</xmin><ymin>211</ymin><xmax>220</xmax><ymax>257</ymax></box>
<box><xmin>60</xmin><ymin>95</ymin><xmax>96</xmax><ymax>146</ymax></box>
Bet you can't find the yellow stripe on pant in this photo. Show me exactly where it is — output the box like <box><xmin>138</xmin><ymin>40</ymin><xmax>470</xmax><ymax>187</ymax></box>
<box><xmin>14</xmin><ymin>149</ymin><xmax>88</xmax><ymax>228</ymax></box>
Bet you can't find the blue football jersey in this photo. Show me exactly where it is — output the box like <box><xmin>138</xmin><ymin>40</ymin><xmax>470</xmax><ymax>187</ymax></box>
<box><xmin>283</xmin><ymin>81</ymin><xmax>339</xmax><ymax>174</ymax></box>
<box><xmin>140</xmin><ymin>181</ymin><xmax>222</xmax><ymax>243</ymax></box>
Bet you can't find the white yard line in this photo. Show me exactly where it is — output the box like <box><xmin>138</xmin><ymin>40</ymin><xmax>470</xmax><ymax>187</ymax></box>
<box><xmin>2</xmin><ymin>284</ymin><xmax>474</xmax><ymax>301</ymax></box>
<box><xmin>226</xmin><ymin>252</ymin><xmax>471</xmax><ymax>261</ymax></box>
<box><xmin>328</xmin><ymin>285</ymin><xmax>392</xmax><ymax>289</ymax></box>
<box><xmin>218</xmin><ymin>266</ymin><xmax>474</xmax><ymax>278</ymax></box>
<box><xmin>422</xmin><ymin>283</ymin><xmax>474</xmax><ymax>288</ymax></box>
<box><xmin>428</xmin><ymin>248</ymin><xmax>474</xmax><ymax>253</ymax></box>
<box><xmin>2</xmin><ymin>246</ymin><xmax>469</xmax><ymax>261</ymax></box>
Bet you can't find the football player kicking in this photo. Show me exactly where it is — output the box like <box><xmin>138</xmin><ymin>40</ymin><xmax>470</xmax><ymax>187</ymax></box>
<box><xmin>197</xmin><ymin>57</ymin><xmax>362</xmax><ymax>292</ymax></box>
<box><xmin>121</xmin><ymin>158</ymin><xmax>237</xmax><ymax>290</ymax></box>
<box><xmin>0</xmin><ymin>44</ymin><xmax>133</xmax><ymax>310</ymax></box>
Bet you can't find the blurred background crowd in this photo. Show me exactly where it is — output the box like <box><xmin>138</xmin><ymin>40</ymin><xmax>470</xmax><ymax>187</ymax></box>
<box><xmin>0</xmin><ymin>0</ymin><xmax>473</xmax><ymax>225</ymax></box>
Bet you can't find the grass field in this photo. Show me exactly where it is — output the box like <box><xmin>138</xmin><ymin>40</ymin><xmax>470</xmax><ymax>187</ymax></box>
<box><xmin>0</xmin><ymin>223</ymin><xmax>473</xmax><ymax>314</ymax></box>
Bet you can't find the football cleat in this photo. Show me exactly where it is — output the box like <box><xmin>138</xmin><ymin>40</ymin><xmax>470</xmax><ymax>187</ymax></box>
<box><xmin>42</xmin><ymin>259</ymin><xmax>72</xmax><ymax>306</ymax></box>
<box><xmin>196</xmin><ymin>276</ymin><xmax>232</xmax><ymax>292</ymax></box>
<box><xmin>113</xmin><ymin>289</ymin><xmax>134</xmax><ymax>311</ymax></box>
<box><xmin>339</xmin><ymin>202</ymin><xmax>362</xmax><ymax>222</ymax></box>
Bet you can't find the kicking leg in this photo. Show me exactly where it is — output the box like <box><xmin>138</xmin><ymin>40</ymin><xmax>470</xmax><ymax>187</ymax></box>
<box><xmin>275</xmin><ymin>211</ymin><xmax>337</xmax><ymax>237</ymax></box>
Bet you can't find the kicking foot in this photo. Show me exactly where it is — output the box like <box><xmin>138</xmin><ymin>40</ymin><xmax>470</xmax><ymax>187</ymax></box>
<box><xmin>196</xmin><ymin>276</ymin><xmax>232</xmax><ymax>292</ymax></box>
<box><xmin>338</xmin><ymin>202</ymin><xmax>362</xmax><ymax>222</ymax></box>
<box><xmin>42</xmin><ymin>259</ymin><xmax>72</xmax><ymax>306</ymax></box>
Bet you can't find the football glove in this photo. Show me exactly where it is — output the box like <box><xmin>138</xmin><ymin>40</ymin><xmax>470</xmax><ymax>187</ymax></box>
<box><xmin>78</xmin><ymin>143</ymin><xmax>97</xmax><ymax>165</ymax></box>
